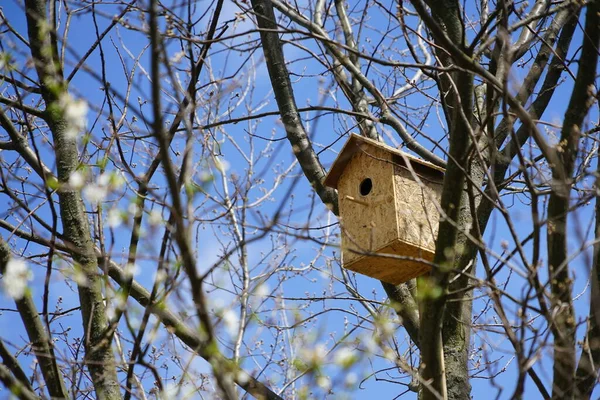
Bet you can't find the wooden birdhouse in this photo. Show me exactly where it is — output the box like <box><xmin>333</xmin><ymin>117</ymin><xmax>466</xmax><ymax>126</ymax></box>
<box><xmin>324</xmin><ymin>134</ymin><xmax>444</xmax><ymax>285</ymax></box>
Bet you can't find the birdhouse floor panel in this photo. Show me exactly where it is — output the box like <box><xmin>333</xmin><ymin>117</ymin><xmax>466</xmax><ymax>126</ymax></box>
<box><xmin>343</xmin><ymin>239</ymin><xmax>433</xmax><ymax>285</ymax></box>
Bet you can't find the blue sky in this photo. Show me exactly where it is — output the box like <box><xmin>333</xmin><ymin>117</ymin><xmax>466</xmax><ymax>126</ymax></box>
<box><xmin>1</xmin><ymin>0</ymin><xmax>599</xmax><ymax>399</ymax></box>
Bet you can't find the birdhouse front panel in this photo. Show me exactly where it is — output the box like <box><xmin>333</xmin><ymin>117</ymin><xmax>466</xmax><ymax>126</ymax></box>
<box><xmin>337</xmin><ymin>144</ymin><xmax>398</xmax><ymax>268</ymax></box>
<box><xmin>323</xmin><ymin>133</ymin><xmax>444</xmax><ymax>285</ymax></box>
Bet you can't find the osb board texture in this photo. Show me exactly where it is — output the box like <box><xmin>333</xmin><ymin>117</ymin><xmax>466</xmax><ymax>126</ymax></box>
<box><xmin>344</xmin><ymin>239</ymin><xmax>433</xmax><ymax>285</ymax></box>
<box><xmin>338</xmin><ymin>145</ymin><xmax>398</xmax><ymax>266</ymax></box>
<box><xmin>393</xmin><ymin>163</ymin><xmax>443</xmax><ymax>253</ymax></box>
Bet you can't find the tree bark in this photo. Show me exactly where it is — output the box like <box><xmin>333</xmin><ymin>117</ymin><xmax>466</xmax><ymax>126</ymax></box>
<box><xmin>24</xmin><ymin>0</ymin><xmax>121</xmax><ymax>398</ymax></box>
<box><xmin>250</xmin><ymin>0</ymin><xmax>339</xmax><ymax>215</ymax></box>
<box><xmin>409</xmin><ymin>1</ymin><xmax>477</xmax><ymax>399</ymax></box>
<box><xmin>548</xmin><ymin>3</ymin><xmax>599</xmax><ymax>398</ymax></box>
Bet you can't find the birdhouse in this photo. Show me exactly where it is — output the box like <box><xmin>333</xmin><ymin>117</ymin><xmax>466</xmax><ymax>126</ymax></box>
<box><xmin>324</xmin><ymin>134</ymin><xmax>444</xmax><ymax>285</ymax></box>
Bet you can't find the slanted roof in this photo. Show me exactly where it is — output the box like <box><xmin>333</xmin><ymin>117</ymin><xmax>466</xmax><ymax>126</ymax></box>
<box><xmin>323</xmin><ymin>133</ymin><xmax>445</xmax><ymax>189</ymax></box>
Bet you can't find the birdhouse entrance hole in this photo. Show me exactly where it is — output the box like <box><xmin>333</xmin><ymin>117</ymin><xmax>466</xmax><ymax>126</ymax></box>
<box><xmin>359</xmin><ymin>178</ymin><xmax>372</xmax><ymax>196</ymax></box>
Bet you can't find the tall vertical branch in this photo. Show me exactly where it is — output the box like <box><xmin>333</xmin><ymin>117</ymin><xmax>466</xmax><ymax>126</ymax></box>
<box><xmin>251</xmin><ymin>0</ymin><xmax>339</xmax><ymax>215</ymax></box>
<box><xmin>575</xmin><ymin>142</ymin><xmax>600</xmax><ymax>396</ymax></box>
<box><xmin>547</xmin><ymin>2</ymin><xmax>599</xmax><ymax>398</ymax></box>
<box><xmin>147</xmin><ymin>1</ymin><xmax>237</xmax><ymax>398</ymax></box>
<box><xmin>409</xmin><ymin>1</ymin><xmax>476</xmax><ymax>399</ymax></box>
<box><xmin>23</xmin><ymin>0</ymin><xmax>121</xmax><ymax>398</ymax></box>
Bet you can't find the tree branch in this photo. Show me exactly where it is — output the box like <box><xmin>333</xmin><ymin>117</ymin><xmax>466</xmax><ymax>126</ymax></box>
<box><xmin>269</xmin><ymin>0</ymin><xmax>445</xmax><ymax>166</ymax></box>
<box><xmin>0</xmin><ymin>107</ymin><xmax>54</xmax><ymax>179</ymax></box>
<box><xmin>105</xmin><ymin>256</ymin><xmax>284</xmax><ymax>400</ymax></box>
<box><xmin>548</xmin><ymin>3</ymin><xmax>599</xmax><ymax>398</ymax></box>
<box><xmin>0</xmin><ymin>218</ymin><xmax>285</xmax><ymax>400</ymax></box>
<box><xmin>251</xmin><ymin>0</ymin><xmax>339</xmax><ymax>214</ymax></box>
<box><xmin>0</xmin><ymin>237</ymin><xmax>68</xmax><ymax>399</ymax></box>
<box><xmin>0</xmin><ymin>363</ymin><xmax>39</xmax><ymax>400</ymax></box>
<box><xmin>251</xmin><ymin>0</ymin><xmax>427</xmax><ymax>349</ymax></box>
<box><xmin>410</xmin><ymin>2</ymin><xmax>475</xmax><ymax>399</ymax></box>
<box><xmin>0</xmin><ymin>340</ymin><xmax>34</xmax><ymax>395</ymax></box>
<box><xmin>23</xmin><ymin>0</ymin><xmax>121</xmax><ymax>397</ymax></box>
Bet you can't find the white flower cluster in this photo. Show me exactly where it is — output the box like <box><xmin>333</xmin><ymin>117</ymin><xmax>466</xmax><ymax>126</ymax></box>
<box><xmin>213</xmin><ymin>156</ymin><xmax>230</xmax><ymax>173</ymax></box>
<box><xmin>159</xmin><ymin>383</ymin><xmax>179</xmax><ymax>400</ymax></box>
<box><xmin>158</xmin><ymin>382</ymin><xmax>198</xmax><ymax>400</ymax></box>
<box><xmin>333</xmin><ymin>347</ymin><xmax>357</xmax><ymax>368</ymax></box>
<box><xmin>123</xmin><ymin>262</ymin><xmax>140</xmax><ymax>278</ymax></box>
<box><xmin>221</xmin><ymin>308</ymin><xmax>240</xmax><ymax>337</ymax></box>
<box><xmin>68</xmin><ymin>171</ymin><xmax>85</xmax><ymax>190</ymax></box>
<box><xmin>107</xmin><ymin>208</ymin><xmax>123</xmax><ymax>228</ymax></box>
<box><xmin>80</xmin><ymin>171</ymin><xmax>124</xmax><ymax>203</ymax></box>
<box><xmin>250</xmin><ymin>283</ymin><xmax>270</xmax><ymax>308</ymax></box>
<box><xmin>1</xmin><ymin>259</ymin><xmax>33</xmax><ymax>300</ymax></box>
<box><xmin>148</xmin><ymin>210</ymin><xmax>163</xmax><ymax>226</ymax></box>
<box><xmin>60</xmin><ymin>94</ymin><xmax>88</xmax><ymax>139</ymax></box>
<box><xmin>298</xmin><ymin>343</ymin><xmax>327</xmax><ymax>366</ymax></box>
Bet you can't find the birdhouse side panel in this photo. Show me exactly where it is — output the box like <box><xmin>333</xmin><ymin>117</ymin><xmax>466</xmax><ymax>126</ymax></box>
<box><xmin>393</xmin><ymin>165</ymin><xmax>442</xmax><ymax>253</ymax></box>
<box><xmin>337</xmin><ymin>146</ymin><xmax>399</xmax><ymax>266</ymax></box>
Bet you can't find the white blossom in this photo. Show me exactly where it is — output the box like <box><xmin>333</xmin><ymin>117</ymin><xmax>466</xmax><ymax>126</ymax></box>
<box><xmin>236</xmin><ymin>371</ymin><xmax>250</xmax><ymax>386</ymax></box>
<box><xmin>362</xmin><ymin>333</ymin><xmax>378</xmax><ymax>355</ymax></box>
<box><xmin>159</xmin><ymin>383</ymin><xmax>179</xmax><ymax>400</ymax></box>
<box><xmin>299</xmin><ymin>343</ymin><xmax>327</xmax><ymax>366</ymax></box>
<box><xmin>154</xmin><ymin>269</ymin><xmax>167</xmax><ymax>284</ymax></box>
<box><xmin>83</xmin><ymin>184</ymin><xmax>108</xmax><ymax>203</ymax></box>
<box><xmin>128</xmin><ymin>316</ymin><xmax>140</xmax><ymax>330</ymax></box>
<box><xmin>250</xmin><ymin>283</ymin><xmax>270</xmax><ymax>308</ymax></box>
<box><xmin>68</xmin><ymin>171</ymin><xmax>85</xmax><ymax>190</ymax></box>
<box><xmin>334</xmin><ymin>347</ymin><xmax>357</xmax><ymax>367</ymax></box>
<box><xmin>83</xmin><ymin>172</ymin><xmax>125</xmax><ymax>203</ymax></box>
<box><xmin>71</xmin><ymin>268</ymin><xmax>88</xmax><ymax>286</ymax></box>
<box><xmin>222</xmin><ymin>309</ymin><xmax>240</xmax><ymax>337</ymax></box>
<box><xmin>111</xmin><ymin>292</ymin><xmax>128</xmax><ymax>312</ymax></box>
<box><xmin>123</xmin><ymin>262</ymin><xmax>140</xmax><ymax>278</ymax></box>
<box><xmin>107</xmin><ymin>209</ymin><xmax>123</xmax><ymax>228</ymax></box>
<box><xmin>316</xmin><ymin>375</ymin><xmax>331</xmax><ymax>391</ymax></box>
<box><xmin>157</xmin><ymin>380</ymin><xmax>196</xmax><ymax>400</ymax></box>
<box><xmin>255</xmin><ymin>283</ymin><xmax>269</xmax><ymax>299</ymax></box>
<box><xmin>110</xmin><ymin>172</ymin><xmax>125</xmax><ymax>190</ymax></box>
<box><xmin>378</xmin><ymin>317</ymin><xmax>396</xmax><ymax>337</ymax></box>
<box><xmin>105</xmin><ymin>304</ymin><xmax>116</xmax><ymax>320</ymax></box>
<box><xmin>170</xmin><ymin>51</ymin><xmax>186</xmax><ymax>64</ymax></box>
<box><xmin>61</xmin><ymin>94</ymin><xmax>88</xmax><ymax>139</ymax></box>
<box><xmin>97</xmin><ymin>173</ymin><xmax>111</xmax><ymax>187</ymax></box>
<box><xmin>199</xmin><ymin>171</ymin><xmax>212</xmax><ymax>182</ymax></box>
<box><xmin>148</xmin><ymin>210</ymin><xmax>163</xmax><ymax>226</ymax></box>
<box><xmin>345</xmin><ymin>372</ymin><xmax>358</xmax><ymax>387</ymax></box>
<box><xmin>127</xmin><ymin>203</ymin><xmax>140</xmax><ymax>216</ymax></box>
<box><xmin>213</xmin><ymin>157</ymin><xmax>230</xmax><ymax>173</ymax></box>
<box><xmin>2</xmin><ymin>259</ymin><xmax>33</xmax><ymax>300</ymax></box>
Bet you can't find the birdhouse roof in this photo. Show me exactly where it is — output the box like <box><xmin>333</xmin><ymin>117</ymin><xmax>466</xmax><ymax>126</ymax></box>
<box><xmin>323</xmin><ymin>133</ymin><xmax>445</xmax><ymax>189</ymax></box>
